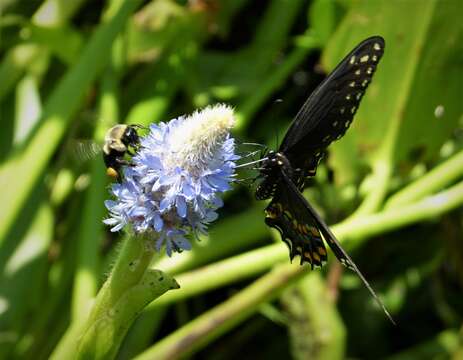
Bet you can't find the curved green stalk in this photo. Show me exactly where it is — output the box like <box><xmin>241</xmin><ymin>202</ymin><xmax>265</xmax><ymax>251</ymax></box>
<box><xmin>77</xmin><ymin>267</ymin><xmax>178</xmax><ymax>360</ymax></box>
<box><xmin>385</xmin><ymin>149</ymin><xmax>463</xmax><ymax>209</ymax></box>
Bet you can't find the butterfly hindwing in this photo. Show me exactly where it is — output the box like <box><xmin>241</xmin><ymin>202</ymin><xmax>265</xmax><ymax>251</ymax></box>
<box><xmin>265</xmin><ymin>174</ymin><xmax>328</xmax><ymax>268</ymax></box>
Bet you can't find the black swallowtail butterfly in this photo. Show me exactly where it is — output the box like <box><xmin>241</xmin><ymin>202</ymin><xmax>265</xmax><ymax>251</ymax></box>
<box><xmin>255</xmin><ymin>36</ymin><xmax>394</xmax><ymax>323</ymax></box>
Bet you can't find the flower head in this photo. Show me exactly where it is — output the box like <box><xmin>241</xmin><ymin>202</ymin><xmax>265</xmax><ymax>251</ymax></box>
<box><xmin>104</xmin><ymin>104</ymin><xmax>239</xmax><ymax>256</ymax></box>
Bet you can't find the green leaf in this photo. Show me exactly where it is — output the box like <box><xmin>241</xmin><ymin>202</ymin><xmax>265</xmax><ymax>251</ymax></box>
<box><xmin>26</xmin><ymin>23</ymin><xmax>83</xmax><ymax>65</ymax></box>
<box><xmin>0</xmin><ymin>200</ymin><xmax>53</xmax><ymax>357</ymax></box>
<box><xmin>0</xmin><ymin>0</ymin><xmax>143</xmax><ymax>245</ymax></box>
<box><xmin>309</xmin><ymin>0</ymin><xmax>338</xmax><ymax>45</ymax></box>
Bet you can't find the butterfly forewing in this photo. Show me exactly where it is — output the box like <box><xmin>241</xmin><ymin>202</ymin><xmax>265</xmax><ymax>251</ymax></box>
<box><xmin>280</xmin><ymin>36</ymin><xmax>385</xmax><ymax>180</ymax></box>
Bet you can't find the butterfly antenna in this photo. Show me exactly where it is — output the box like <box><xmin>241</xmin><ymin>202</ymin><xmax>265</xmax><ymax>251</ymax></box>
<box><xmin>241</xmin><ymin>142</ymin><xmax>268</xmax><ymax>148</ymax></box>
<box><xmin>235</xmin><ymin>157</ymin><xmax>268</xmax><ymax>169</ymax></box>
<box><xmin>233</xmin><ymin>176</ymin><xmax>258</xmax><ymax>188</ymax></box>
<box><xmin>239</xmin><ymin>149</ymin><xmax>264</xmax><ymax>160</ymax></box>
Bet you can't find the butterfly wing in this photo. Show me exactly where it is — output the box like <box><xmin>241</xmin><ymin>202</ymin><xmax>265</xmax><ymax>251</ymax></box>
<box><xmin>280</xmin><ymin>36</ymin><xmax>385</xmax><ymax>180</ymax></box>
<box><xmin>269</xmin><ymin>169</ymin><xmax>394</xmax><ymax>323</ymax></box>
<box><xmin>265</xmin><ymin>185</ymin><xmax>328</xmax><ymax>268</ymax></box>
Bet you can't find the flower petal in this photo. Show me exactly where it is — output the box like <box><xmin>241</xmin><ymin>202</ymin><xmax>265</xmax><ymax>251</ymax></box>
<box><xmin>176</xmin><ymin>196</ymin><xmax>187</xmax><ymax>218</ymax></box>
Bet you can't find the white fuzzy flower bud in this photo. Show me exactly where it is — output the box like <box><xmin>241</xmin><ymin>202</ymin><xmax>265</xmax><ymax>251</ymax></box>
<box><xmin>167</xmin><ymin>104</ymin><xmax>235</xmax><ymax>173</ymax></box>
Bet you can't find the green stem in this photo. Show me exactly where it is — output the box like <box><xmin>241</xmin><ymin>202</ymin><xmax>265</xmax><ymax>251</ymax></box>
<box><xmin>83</xmin><ymin>235</ymin><xmax>158</xmax><ymax>326</ymax></box>
<box><xmin>283</xmin><ymin>273</ymin><xmax>345</xmax><ymax>360</ymax></box>
<box><xmin>385</xmin><ymin>149</ymin><xmax>463</xmax><ymax>209</ymax></box>
<box><xmin>339</xmin><ymin>180</ymin><xmax>463</xmax><ymax>246</ymax></box>
<box><xmin>155</xmin><ymin>242</ymin><xmax>287</xmax><ymax>306</ymax></box>
<box><xmin>353</xmin><ymin>159</ymin><xmax>392</xmax><ymax>216</ymax></box>
<box><xmin>135</xmin><ymin>264</ymin><xmax>305</xmax><ymax>360</ymax></box>
<box><xmin>77</xmin><ymin>268</ymin><xmax>179</xmax><ymax>360</ymax></box>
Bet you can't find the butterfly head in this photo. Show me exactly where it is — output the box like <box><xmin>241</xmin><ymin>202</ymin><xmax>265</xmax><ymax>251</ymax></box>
<box><xmin>261</xmin><ymin>151</ymin><xmax>290</xmax><ymax>173</ymax></box>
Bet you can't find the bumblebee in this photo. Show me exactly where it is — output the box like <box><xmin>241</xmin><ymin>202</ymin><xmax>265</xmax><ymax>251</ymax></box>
<box><xmin>103</xmin><ymin>124</ymin><xmax>142</xmax><ymax>180</ymax></box>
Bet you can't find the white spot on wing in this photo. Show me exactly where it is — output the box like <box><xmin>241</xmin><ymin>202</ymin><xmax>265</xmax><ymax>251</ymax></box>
<box><xmin>349</xmin><ymin>56</ymin><xmax>356</xmax><ymax>65</ymax></box>
<box><xmin>360</xmin><ymin>55</ymin><xmax>369</xmax><ymax>63</ymax></box>
<box><xmin>374</xmin><ymin>43</ymin><xmax>381</xmax><ymax>51</ymax></box>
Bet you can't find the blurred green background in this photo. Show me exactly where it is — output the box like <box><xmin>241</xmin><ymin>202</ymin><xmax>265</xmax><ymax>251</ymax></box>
<box><xmin>1</xmin><ymin>0</ymin><xmax>463</xmax><ymax>359</ymax></box>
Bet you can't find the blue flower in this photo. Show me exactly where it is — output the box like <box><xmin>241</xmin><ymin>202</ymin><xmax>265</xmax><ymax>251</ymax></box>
<box><xmin>104</xmin><ymin>104</ymin><xmax>239</xmax><ymax>256</ymax></box>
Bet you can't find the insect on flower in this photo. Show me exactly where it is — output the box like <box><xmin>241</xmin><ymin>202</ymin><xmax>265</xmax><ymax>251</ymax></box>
<box><xmin>74</xmin><ymin>124</ymin><xmax>145</xmax><ymax>181</ymax></box>
<box><xmin>239</xmin><ymin>36</ymin><xmax>394</xmax><ymax>323</ymax></box>
<box><xmin>103</xmin><ymin>104</ymin><xmax>239</xmax><ymax>256</ymax></box>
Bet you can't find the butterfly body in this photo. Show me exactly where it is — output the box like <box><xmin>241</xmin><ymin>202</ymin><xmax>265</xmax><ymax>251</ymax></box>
<box><xmin>254</xmin><ymin>36</ymin><xmax>394</xmax><ymax>323</ymax></box>
<box><xmin>255</xmin><ymin>150</ymin><xmax>294</xmax><ymax>200</ymax></box>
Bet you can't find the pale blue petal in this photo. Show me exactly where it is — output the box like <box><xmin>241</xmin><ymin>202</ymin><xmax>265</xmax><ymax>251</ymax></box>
<box><xmin>153</xmin><ymin>213</ymin><xmax>164</xmax><ymax>232</ymax></box>
<box><xmin>176</xmin><ymin>196</ymin><xmax>187</xmax><ymax>218</ymax></box>
<box><xmin>160</xmin><ymin>198</ymin><xmax>170</xmax><ymax>212</ymax></box>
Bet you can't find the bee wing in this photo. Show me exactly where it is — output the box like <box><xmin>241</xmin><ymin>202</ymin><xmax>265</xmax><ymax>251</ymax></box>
<box><xmin>71</xmin><ymin>140</ymin><xmax>102</xmax><ymax>163</ymax></box>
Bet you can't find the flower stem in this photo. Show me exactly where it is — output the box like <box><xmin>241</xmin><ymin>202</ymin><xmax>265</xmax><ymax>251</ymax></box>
<box><xmin>67</xmin><ymin>235</ymin><xmax>178</xmax><ymax>360</ymax></box>
<box><xmin>82</xmin><ymin>234</ymin><xmax>158</xmax><ymax>325</ymax></box>
<box><xmin>77</xmin><ymin>267</ymin><xmax>179</xmax><ymax>360</ymax></box>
